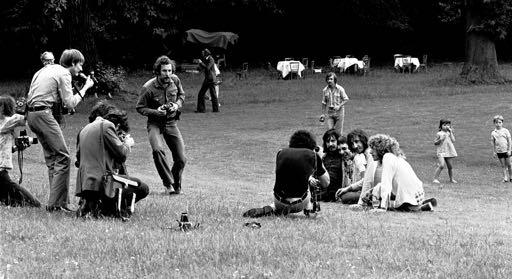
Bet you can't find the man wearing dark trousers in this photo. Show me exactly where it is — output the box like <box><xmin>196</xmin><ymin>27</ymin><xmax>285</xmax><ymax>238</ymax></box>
<box><xmin>136</xmin><ymin>56</ymin><xmax>187</xmax><ymax>194</ymax></box>
<box><xmin>195</xmin><ymin>49</ymin><xmax>219</xmax><ymax>113</ymax></box>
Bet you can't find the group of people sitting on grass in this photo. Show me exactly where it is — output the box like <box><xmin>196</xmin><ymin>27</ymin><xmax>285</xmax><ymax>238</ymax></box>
<box><xmin>243</xmin><ymin>128</ymin><xmax>437</xmax><ymax>218</ymax></box>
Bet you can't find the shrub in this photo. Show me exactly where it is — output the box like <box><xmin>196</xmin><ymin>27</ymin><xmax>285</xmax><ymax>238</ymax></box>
<box><xmin>89</xmin><ymin>62</ymin><xmax>126</xmax><ymax>98</ymax></box>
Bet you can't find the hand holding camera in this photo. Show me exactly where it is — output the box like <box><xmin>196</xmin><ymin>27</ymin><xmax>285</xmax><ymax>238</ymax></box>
<box><xmin>124</xmin><ymin>134</ymin><xmax>135</xmax><ymax>148</ymax></box>
<box><xmin>15</xmin><ymin>130</ymin><xmax>38</xmax><ymax>151</ymax></box>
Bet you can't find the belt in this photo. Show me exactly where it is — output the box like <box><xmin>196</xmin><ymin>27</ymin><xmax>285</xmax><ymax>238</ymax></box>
<box><xmin>27</xmin><ymin>106</ymin><xmax>51</xmax><ymax>112</ymax></box>
<box><xmin>274</xmin><ymin>191</ymin><xmax>309</xmax><ymax>205</ymax></box>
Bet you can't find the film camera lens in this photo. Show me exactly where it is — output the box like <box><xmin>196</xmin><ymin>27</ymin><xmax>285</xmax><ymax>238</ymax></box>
<box><xmin>15</xmin><ymin>130</ymin><xmax>38</xmax><ymax>149</ymax></box>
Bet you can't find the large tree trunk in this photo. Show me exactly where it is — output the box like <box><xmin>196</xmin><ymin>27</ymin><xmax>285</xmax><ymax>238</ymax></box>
<box><xmin>460</xmin><ymin>0</ymin><xmax>506</xmax><ymax>83</ymax></box>
<box><xmin>67</xmin><ymin>0</ymin><xmax>99</xmax><ymax>71</ymax></box>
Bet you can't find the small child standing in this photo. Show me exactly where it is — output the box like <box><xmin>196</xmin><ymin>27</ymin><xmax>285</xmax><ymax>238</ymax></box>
<box><xmin>433</xmin><ymin>119</ymin><xmax>458</xmax><ymax>184</ymax></box>
<box><xmin>490</xmin><ymin>115</ymin><xmax>512</xmax><ymax>182</ymax></box>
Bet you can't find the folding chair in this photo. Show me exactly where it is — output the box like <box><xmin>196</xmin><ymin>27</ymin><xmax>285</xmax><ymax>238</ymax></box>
<box><xmin>236</xmin><ymin>62</ymin><xmax>249</xmax><ymax>80</ymax></box>
<box><xmin>418</xmin><ymin>54</ymin><xmax>428</xmax><ymax>72</ymax></box>
<box><xmin>301</xmin><ymin>58</ymin><xmax>309</xmax><ymax>77</ymax></box>
<box><xmin>289</xmin><ymin>61</ymin><xmax>300</xmax><ymax>79</ymax></box>
<box><xmin>266</xmin><ymin>62</ymin><xmax>281</xmax><ymax>79</ymax></box>
<box><xmin>402</xmin><ymin>56</ymin><xmax>413</xmax><ymax>74</ymax></box>
<box><xmin>362</xmin><ymin>55</ymin><xmax>371</xmax><ymax>76</ymax></box>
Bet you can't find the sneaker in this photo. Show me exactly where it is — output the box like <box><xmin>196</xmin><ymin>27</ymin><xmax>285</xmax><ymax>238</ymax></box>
<box><xmin>422</xmin><ymin>198</ymin><xmax>438</xmax><ymax>207</ymax></box>
<box><xmin>503</xmin><ymin>179</ymin><xmax>509</xmax><ymax>183</ymax></box>
<box><xmin>172</xmin><ymin>184</ymin><xmax>181</xmax><ymax>195</ymax></box>
<box><xmin>242</xmin><ymin>206</ymin><xmax>274</xmax><ymax>218</ymax></box>
<box><xmin>165</xmin><ymin>185</ymin><xmax>176</xmax><ymax>195</ymax></box>
<box><xmin>420</xmin><ymin>202</ymin><xmax>434</xmax><ymax>211</ymax></box>
<box><xmin>450</xmin><ymin>180</ymin><xmax>458</xmax><ymax>184</ymax></box>
<box><xmin>432</xmin><ymin>179</ymin><xmax>440</xmax><ymax>184</ymax></box>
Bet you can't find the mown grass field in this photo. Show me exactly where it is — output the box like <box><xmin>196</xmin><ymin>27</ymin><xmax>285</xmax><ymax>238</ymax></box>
<box><xmin>1</xmin><ymin>65</ymin><xmax>512</xmax><ymax>278</ymax></box>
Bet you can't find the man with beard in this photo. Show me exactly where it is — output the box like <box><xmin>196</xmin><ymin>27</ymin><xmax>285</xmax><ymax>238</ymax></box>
<box><xmin>319</xmin><ymin>129</ymin><xmax>352</xmax><ymax>202</ymax></box>
<box><xmin>136</xmin><ymin>56</ymin><xmax>186</xmax><ymax>194</ymax></box>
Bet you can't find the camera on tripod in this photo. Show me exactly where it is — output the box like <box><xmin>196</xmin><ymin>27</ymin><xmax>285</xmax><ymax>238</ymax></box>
<box><xmin>15</xmin><ymin>130</ymin><xmax>38</xmax><ymax>150</ymax></box>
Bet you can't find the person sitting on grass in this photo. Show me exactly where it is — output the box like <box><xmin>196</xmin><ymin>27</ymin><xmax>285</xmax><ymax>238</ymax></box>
<box><xmin>335</xmin><ymin>129</ymin><xmax>372</xmax><ymax>204</ymax></box>
<box><xmin>359</xmin><ymin>134</ymin><xmax>436</xmax><ymax>212</ymax></box>
<box><xmin>0</xmin><ymin>95</ymin><xmax>41</xmax><ymax>207</ymax></box>
<box><xmin>318</xmin><ymin>129</ymin><xmax>351</xmax><ymax>202</ymax></box>
<box><xmin>75</xmin><ymin>102</ymin><xmax>149</xmax><ymax>219</ymax></box>
<box><xmin>243</xmin><ymin>130</ymin><xmax>329</xmax><ymax>217</ymax></box>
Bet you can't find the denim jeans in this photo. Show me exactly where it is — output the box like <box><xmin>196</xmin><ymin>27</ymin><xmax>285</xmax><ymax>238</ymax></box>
<box><xmin>27</xmin><ymin>109</ymin><xmax>70</xmax><ymax>207</ymax></box>
<box><xmin>326</xmin><ymin>107</ymin><xmax>345</xmax><ymax>135</ymax></box>
<box><xmin>147</xmin><ymin>123</ymin><xmax>187</xmax><ymax>188</ymax></box>
<box><xmin>272</xmin><ymin>190</ymin><xmax>312</xmax><ymax>215</ymax></box>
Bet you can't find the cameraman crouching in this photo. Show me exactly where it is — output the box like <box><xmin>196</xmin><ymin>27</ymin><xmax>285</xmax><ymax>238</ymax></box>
<box><xmin>243</xmin><ymin>130</ymin><xmax>330</xmax><ymax>217</ymax></box>
<box><xmin>0</xmin><ymin>95</ymin><xmax>41</xmax><ymax>207</ymax></box>
<box><xmin>75</xmin><ymin>102</ymin><xmax>149</xmax><ymax>219</ymax></box>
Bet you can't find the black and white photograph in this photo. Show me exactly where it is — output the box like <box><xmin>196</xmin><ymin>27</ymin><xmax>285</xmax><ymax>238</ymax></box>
<box><xmin>1</xmin><ymin>0</ymin><xmax>512</xmax><ymax>278</ymax></box>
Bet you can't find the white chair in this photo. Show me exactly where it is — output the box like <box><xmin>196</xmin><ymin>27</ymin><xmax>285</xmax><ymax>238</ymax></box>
<box><xmin>289</xmin><ymin>61</ymin><xmax>300</xmax><ymax>79</ymax></box>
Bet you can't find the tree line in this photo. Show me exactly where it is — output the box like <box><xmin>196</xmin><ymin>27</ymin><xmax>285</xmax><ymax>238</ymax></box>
<box><xmin>1</xmin><ymin>0</ymin><xmax>511</xmax><ymax>82</ymax></box>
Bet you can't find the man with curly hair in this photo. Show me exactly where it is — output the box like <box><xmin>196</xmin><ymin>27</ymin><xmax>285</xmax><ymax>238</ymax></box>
<box><xmin>243</xmin><ymin>130</ymin><xmax>329</xmax><ymax>217</ymax></box>
<box><xmin>336</xmin><ymin>129</ymin><xmax>372</xmax><ymax>204</ymax></box>
<box><xmin>361</xmin><ymin>134</ymin><xmax>436</xmax><ymax>212</ymax></box>
<box><xmin>136</xmin><ymin>56</ymin><xmax>187</xmax><ymax>195</ymax></box>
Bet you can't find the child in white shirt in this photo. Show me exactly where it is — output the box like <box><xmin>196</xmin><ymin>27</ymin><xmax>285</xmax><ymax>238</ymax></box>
<box><xmin>433</xmin><ymin>119</ymin><xmax>458</xmax><ymax>184</ymax></box>
<box><xmin>491</xmin><ymin>115</ymin><xmax>512</xmax><ymax>182</ymax></box>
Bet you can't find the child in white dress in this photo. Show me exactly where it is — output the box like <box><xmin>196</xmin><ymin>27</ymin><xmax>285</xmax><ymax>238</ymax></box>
<box><xmin>490</xmin><ymin>115</ymin><xmax>512</xmax><ymax>182</ymax></box>
<box><xmin>433</xmin><ymin>119</ymin><xmax>457</xmax><ymax>184</ymax></box>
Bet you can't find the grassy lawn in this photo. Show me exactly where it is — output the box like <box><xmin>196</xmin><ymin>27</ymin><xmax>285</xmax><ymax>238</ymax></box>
<box><xmin>1</xmin><ymin>65</ymin><xmax>512</xmax><ymax>278</ymax></box>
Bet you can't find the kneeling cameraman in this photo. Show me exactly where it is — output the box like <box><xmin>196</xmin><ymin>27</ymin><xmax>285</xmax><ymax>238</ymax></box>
<box><xmin>243</xmin><ymin>130</ymin><xmax>329</xmax><ymax>217</ymax></box>
<box><xmin>75</xmin><ymin>102</ymin><xmax>149</xmax><ymax>219</ymax></box>
<box><xmin>0</xmin><ymin>95</ymin><xmax>41</xmax><ymax>207</ymax></box>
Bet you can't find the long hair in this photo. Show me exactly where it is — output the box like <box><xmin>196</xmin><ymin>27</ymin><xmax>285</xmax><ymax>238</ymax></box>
<box><xmin>322</xmin><ymin>128</ymin><xmax>340</xmax><ymax>151</ymax></box>
<box><xmin>59</xmin><ymin>49</ymin><xmax>85</xmax><ymax>67</ymax></box>
<box><xmin>289</xmin><ymin>130</ymin><xmax>317</xmax><ymax>150</ymax></box>
<box><xmin>0</xmin><ymin>95</ymin><xmax>15</xmax><ymax>117</ymax></box>
<box><xmin>368</xmin><ymin>134</ymin><xmax>403</xmax><ymax>162</ymax></box>
<box><xmin>153</xmin><ymin>55</ymin><xmax>175</xmax><ymax>76</ymax></box>
<box><xmin>438</xmin><ymin>119</ymin><xmax>451</xmax><ymax>131</ymax></box>
<box><xmin>325</xmin><ymin>72</ymin><xmax>337</xmax><ymax>84</ymax></box>
<box><xmin>346</xmin><ymin>129</ymin><xmax>368</xmax><ymax>153</ymax></box>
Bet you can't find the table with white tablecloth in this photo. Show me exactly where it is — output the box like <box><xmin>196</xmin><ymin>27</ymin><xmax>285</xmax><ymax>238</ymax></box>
<box><xmin>394</xmin><ymin>57</ymin><xmax>420</xmax><ymax>71</ymax></box>
<box><xmin>335</xmin><ymin>58</ymin><xmax>364</xmax><ymax>72</ymax></box>
<box><xmin>277</xmin><ymin>61</ymin><xmax>305</xmax><ymax>78</ymax></box>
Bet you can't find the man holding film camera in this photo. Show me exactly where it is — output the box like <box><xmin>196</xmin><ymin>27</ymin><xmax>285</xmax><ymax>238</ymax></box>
<box><xmin>26</xmin><ymin>49</ymin><xmax>94</xmax><ymax>212</ymax></box>
<box><xmin>136</xmin><ymin>56</ymin><xmax>187</xmax><ymax>195</ymax></box>
<box><xmin>243</xmin><ymin>130</ymin><xmax>330</xmax><ymax>217</ymax></box>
